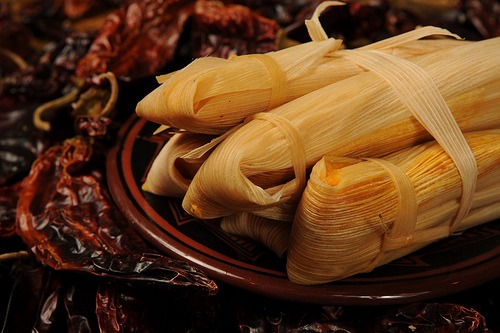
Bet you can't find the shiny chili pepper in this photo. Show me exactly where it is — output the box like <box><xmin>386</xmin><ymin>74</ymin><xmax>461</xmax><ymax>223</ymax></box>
<box><xmin>0</xmin><ymin>32</ymin><xmax>94</xmax><ymax>186</ymax></box>
<box><xmin>96</xmin><ymin>278</ymin><xmax>220</xmax><ymax>332</ymax></box>
<box><xmin>192</xmin><ymin>0</ymin><xmax>280</xmax><ymax>58</ymax></box>
<box><xmin>372</xmin><ymin>302</ymin><xmax>493</xmax><ymax>332</ymax></box>
<box><xmin>0</xmin><ymin>181</ymin><xmax>23</xmax><ymax>237</ymax></box>
<box><xmin>3</xmin><ymin>256</ymin><xmax>220</xmax><ymax>333</ymax></box>
<box><xmin>1</xmin><ymin>31</ymin><xmax>94</xmax><ymax>101</ymax></box>
<box><xmin>76</xmin><ymin>0</ymin><xmax>196</xmax><ymax>81</ymax></box>
<box><xmin>1</xmin><ymin>259</ymin><xmax>61</xmax><ymax>333</ymax></box>
<box><xmin>0</xmin><ymin>99</ymin><xmax>50</xmax><ymax>187</ymax></box>
<box><xmin>15</xmin><ymin>137</ymin><xmax>217</xmax><ymax>294</ymax></box>
<box><xmin>0</xmin><ymin>3</ymin><xmax>33</xmax><ymax>70</ymax></box>
<box><xmin>463</xmin><ymin>0</ymin><xmax>500</xmax><ymax>39</ymax></box>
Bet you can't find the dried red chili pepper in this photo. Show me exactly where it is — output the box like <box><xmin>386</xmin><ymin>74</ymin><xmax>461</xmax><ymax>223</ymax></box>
<box><xmin>15</xmin><ymin>137</ymin><xmax>217</xmax><ymax>294</ymax></box>
<box><xmin>76</xmin><ymin>0</ymin><xmax>196</xmax><ymax>81</ymax></box>
<box><xmin>2</xmin><ymin>256</ymin><xmax>219</xmax><ymax>332</ymax></box>
<box><xmin>192</xmin><ymin>0</ymin><xmax>280</xmax><ymax>58</ymax></box>
<box><xmin>96</xmin><ymin>278</ymin><xmax>219</xmax><ymax>332</ymax></box>
<box><xmin>75</xmin><ymin>116</ymin><xmax>113</xmax><ymax>138</ymax></box>
<box><xmin>0</xmin><ymin>4</ymin><xmax>33</xmax><ymax>69</ymax></box>
<box><xmin>372</xmin><ymin>302</ymin><xmax>493</xmax><ymax>332</ymax></box>
<box><xmin>0</xmin><ymin>181</ymin><xmax>24</xmax><ymax>237</ymax></box>
<box><xmin>1</xmin><ymin>31</ymin><xmax>94</xmax><ymax>101</ymax></box>
<box><xmin>0</xmin><ymin>99</ymin><xmax>51</xmax><ymax>187</ymax></box>
<box><xmin>463</xmin><ymin>0</ymin><xmax>500</xmax><ymax>39</ymax></box>
<box><xmin>62</xmin><ymin>0</ymin><xmax>125</xmax><ymax>19</ymax></box>
<box><xmin>228</xmin><ymin>286</ymin><xmax>357</xmax><ymax>333</ymax></box>
<box><xmin>1</xmin><ymin>256</ymin><xmax>100</xmax><ymax>332</ymax></box>
<box><xmin>0</xmin><ymin>32</ymin><xmax>94</xmax><ymax>186</ymax></box>
<box><xmin>0</xmin><ymin>258</ymin><xmax>61</xmax><ymax>333</ymax></box>
<box><xmin>63</xmin><ymin>0</ymin><xmax>99</xmax><ymax>19</ymax></box>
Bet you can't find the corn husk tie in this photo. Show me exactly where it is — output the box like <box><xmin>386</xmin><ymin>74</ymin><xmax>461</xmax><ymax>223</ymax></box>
<box><xmin>182</xmin><ymin>36</ymin><xmax>500</xmax><ymax>221</ymax></box>
<box><xmin>136</xmin><ymin>1</ymin><xmax>461</xmax><ymax>135</ymax></box>
<box><xmin>286</xmin><ymin>130</ymin><xmax>500</xmax><ymax>284</ymax></box>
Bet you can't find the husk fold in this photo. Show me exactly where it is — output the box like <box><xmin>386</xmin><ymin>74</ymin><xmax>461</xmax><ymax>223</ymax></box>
<box><xmin>220</xmin><ymin>213</ymin><xmax>291</xmax><ymax>258</ymax></box>
<box><xmin>286</xmin><ymin>130</ymin><xmax>500</xmax><ymax>284</ymax></box>
<box><xmin>135</xmin><ymin>2</ymin><xmax>500</xmax><ymax>286</ymax></box>
<box><xmin>182</xmin><ymin>37</ymin><xmax>500</xmax><ymax>220</ymax></box>
<box><xmin>142</xmin><ymin>132</ymin><xmax>215</xmax><ymax>198</ymax></box>
<box><xmin>136</xmin><ymin>20</ymin><xmax>460</xmax><ymax>135</ymax></box>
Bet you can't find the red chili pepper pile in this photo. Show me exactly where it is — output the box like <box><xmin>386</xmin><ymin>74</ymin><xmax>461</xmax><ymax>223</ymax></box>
<box><xmin>1</xmin><ymin>0</ymin><xmax>499</xmax><ymax>332</ymax></box>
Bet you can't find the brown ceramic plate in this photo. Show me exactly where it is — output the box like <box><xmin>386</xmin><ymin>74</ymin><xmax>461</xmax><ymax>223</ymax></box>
<box><xmin>107</xmin><ymin>113</ymin><xmax>500</xmax><ymax>306</ymax></box>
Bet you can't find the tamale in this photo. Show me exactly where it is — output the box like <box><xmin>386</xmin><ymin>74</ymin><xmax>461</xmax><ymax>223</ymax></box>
<box><xmin>142</xmin><ymin>132</ymin><xmax>214</xmax><ymax>198</ymax></box>
<box><xmin>286</xmin><ymin>130</ymin><xmax>500</xmax><ymax>284</ymax></box>
<box><xmin>136</xmin><ymin>24</ymin><xmax>461</xmax><ymax>135</ymax></box>
<box><xmin>182</xmin><ymin>37</ymin><xmax>500</xmax><ymax>220</ymax></box>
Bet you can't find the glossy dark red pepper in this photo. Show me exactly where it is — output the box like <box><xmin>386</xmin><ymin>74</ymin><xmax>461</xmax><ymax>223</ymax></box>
<box><xmin>15</xmin><ymin>137</ymin><xmax>217</xmax><ymax>295</ymax></box>
<box><xmin>192</xmin><ymin>0</ymin><xmax>280</xmax><ymax>58</ymax></box>
<box><xmin>1</xmin><ymin>1</ymin><xmax>500</xmax><ymax>332</ymax></box>
<box><xmin>76</xmin><ymin>0</ymin><xmax>196</xmax><ymax>81</ymax></box>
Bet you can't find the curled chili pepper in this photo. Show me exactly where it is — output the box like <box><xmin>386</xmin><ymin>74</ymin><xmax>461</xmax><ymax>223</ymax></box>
<box><xmin>76</xmin><ymin>0</ymin><xmax>196</xmax><ymax>81</ymax></box>
<box><xmin>192</xmin><ymin>0</ymin><xmax>281</xmax><ymax>58</ymax></box>
<box><xmin>15</xmin><ymin>137</ymin><xmax>217</xmax><ymax>294</ymax></box>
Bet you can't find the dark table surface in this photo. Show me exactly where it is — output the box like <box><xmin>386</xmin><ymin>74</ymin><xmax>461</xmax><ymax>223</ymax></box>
<box><xmin>2</xmin><ymin>0</ymin><xmax>500</xmax><ymax>331</ymax></box>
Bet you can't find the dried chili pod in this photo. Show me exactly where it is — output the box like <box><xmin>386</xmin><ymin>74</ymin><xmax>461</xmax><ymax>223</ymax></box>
<box><xmin>75</xmin><ymin>116</ymin><xmax>113</xmax><ymax>138</ymax></box>
<box><xmin>225</xmin><ymin>285</ymin><xmax>360</xmax><ymax>333</ymax></box>
<box><xmin>0</xmin><ymin>31</ymin><xmax>93</xmax><ymax>101</ymax></box>
<box><xmin>372</xmin><ymin>302</ymin><xmax>493</xmax><ymax>332</ymax></box>
<box><xmin>228</xmin><ymin>0</ymin><xmax>312</xmax><ymax>27</ymax></box>
<box><xmin>462</xmin><ymin>0</ymin><xmax>500</xmax><ymax>39</ymax></box>
<box><xmin>15</xmin><ymin>137</ymin><xmax>217</xmax><ymax>294</ymax></box>
<box><xmin>0</xmin><ymin>258</ymin><xmax>63</xmax><ymax>333</ymax></box>
<box><xmin>0</xmin><ymin>4</ymin><xmax>33</xmax><ymax>72</ymax></box>
<box><xmin>191</xmin><ymin>0</ymin><xmax>281</xmax><ymax>58</ymax></box>
<box><xmin>0</xmin><ymin>255</ymin><xmax>104</xmax><ymax>332</ymax></box>
<box><xmin>76</xmin><ymin>0</ymin><xmax>196</xmax><ymax>81</ymax></box>
<box><xmin>96</xmin><ymin>278</ymin><xmax>219</xmax><ymax>332</ymax></box>
<box><xmin>0</xmin><ymin>98</ymin><xmax>51</xmax><ymax>186</ymax></box>
<box><xmin>0</xmin><ymin>181</ymin><xmax>24</xmax><ymax>237</ymax></box>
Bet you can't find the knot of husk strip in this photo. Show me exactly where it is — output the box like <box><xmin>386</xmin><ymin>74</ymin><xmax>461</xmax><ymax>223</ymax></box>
<box><xmin>364</xmin><ymin>157</ymin><xmax>469</xmax><ymax>271</ymax></box>
<box><xmin>244</xmin><ymin>112</ymin><xmax>307</xmax><ymax>205</ymax></box>
<box><xmin>33</xmin><ymin>72</ymin><xmax>118</xmax><ymax>131</ymax></box>
<box><xmin>363</xmin><ymin>157</ymin><xmax>418</xmax><ymax>271</ymax></box>
<box><xmin>337</xmin><ymin>48</ymin><xmax>478</xmax><ymax>233</ymax></box>
<box><xmin>287</xmin><ymin>129</ymin><xmax>500</xmax><ymax>284</ymax></box>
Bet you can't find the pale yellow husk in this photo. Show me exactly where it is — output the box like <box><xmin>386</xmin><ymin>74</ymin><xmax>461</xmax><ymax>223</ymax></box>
<box><xmin>286</xmin><ymin>129</ymin><xmax>500</xmax><ymax>284</ymax></box>
<box><xmin>135</xmin><ymin>26</ymin><xmax>461</xmax><ymax>135</ymax></box>
<box><xmin>220</xmin><ymin>213</ymin><xmax>291</xmax><ymax>258</ymax></box>
<box><xmin>142</xmin><ymin>132</ymin><xmax>215</xmax><ymax>198</ymax></box>
<box><xmin>182</xmin><ymin>37</ymin><xmax>500</xmax><ymax>220</ymax></box>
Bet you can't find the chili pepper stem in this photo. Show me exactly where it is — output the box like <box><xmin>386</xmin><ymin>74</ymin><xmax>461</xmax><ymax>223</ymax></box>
<box><xmin>0</xmin><ymin>47</ymin><xmax>28</xmax><ymax>70</ymax></box>
<box><xmin>33</xmin><ymin>88</ymin><xmax>80</xmax><ymax>131</ymax></box>
<box><xmin>96</xmin><ymin>72</ymin><xmax>119</xmax><ymax>118</ymax></box>
<box><xmin>0</xmin><ymin>250</ymin><xmax>30</xmax><ymax>262</ymax></box>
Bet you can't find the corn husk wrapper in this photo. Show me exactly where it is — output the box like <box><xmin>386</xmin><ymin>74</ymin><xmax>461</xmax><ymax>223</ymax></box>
<box><xmin>182</xmin><ymin>36</ymin><xmax>500</xmax><ymax>221</ymax></box>
<box><xmin>141</xmin><ymin>36</ymin><xmax>470</xmax><ymax>201</ymax></box>
<box><xmin>286</xmin><ymin>129</ymin><xmax>500</xmax><ymax>284</ymax></box>
<box><xmin>220</xmin><ymin>213</ymin><xmax>291</xmax><ymax>258</ymax></box>
<box><xmin>136</xmin><ymin>25</ymin><xmax>462</xmax><ymax>135</ymax></box>
<box><xmin>142</xmin><ymin>132</ymin><xmax>215</xmax><ymax>198</ymax></box>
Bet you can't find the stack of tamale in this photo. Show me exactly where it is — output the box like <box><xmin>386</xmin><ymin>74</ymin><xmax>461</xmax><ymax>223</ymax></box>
<box><xmin>136</xmin><ymin>2</ymin><xmax>500</xmax><ymax>284</ymax></box>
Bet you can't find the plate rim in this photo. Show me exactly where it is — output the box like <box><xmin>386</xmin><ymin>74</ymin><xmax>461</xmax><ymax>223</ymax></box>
<box><xmin>106</xmin><ymin>113</ymin><xmax>500</xmax><ymax>306</ymax></box>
